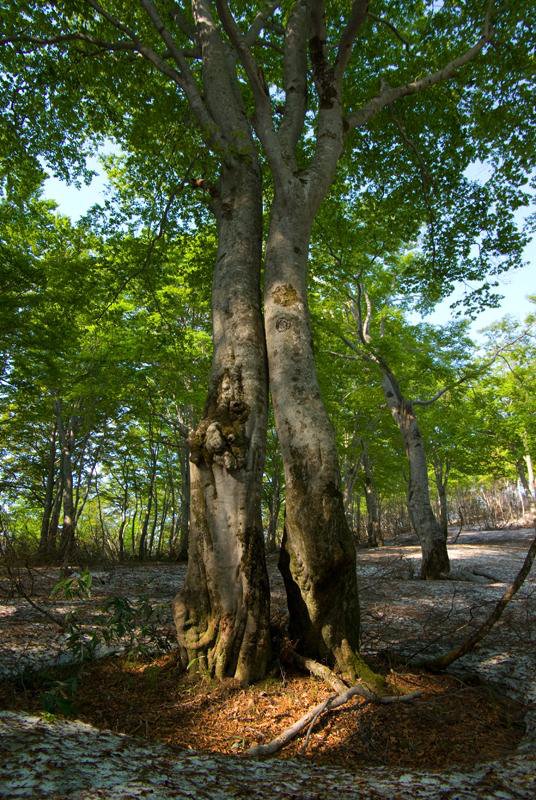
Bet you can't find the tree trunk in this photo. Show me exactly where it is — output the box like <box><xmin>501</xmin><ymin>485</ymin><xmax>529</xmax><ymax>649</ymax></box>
<box><xmin>523</xmin><ymin>454</ymin><xmax>535</xmax><ymax>504</ymax></box>
<box><xmin>264</xmin><ymin>190</ymin><xmax>363</xmax><ymax>683</ymax></box>
<box><xmin>130</xmin><ymin>499</ymin><xmax>138</xmax><ymax>556</ymax></box>
<box><xmin>172</xmin><ymin>162</ymin><xmax>271</xmax><ymax>683</ymax></box>
<box><xmin>148</xmin><ymin>487</ymin><xmax>159</xmax><ymax>557</ymax></box>
<box><xmin>361</xmin><ymin>441</ymin><xmax>381</xmax><ymax>548</ymax></box>
<box><xmin>266</xmin><ymin>469</ymin><xmax>281</xmax><ymax>553</ymax></box>
<box><xmin>38</xmin><ymin>417</ymin><xmax>57</xmax><ymax>559</ymax></box>
<box><xmin>382</xmin><ymin>373</ymin><xmax>449</xmax><ymax>579</ymax></box>
<box><xmin>176</xmin><ymin>441</ymin><xmax>190</xmax><ymax>562</ymax></box>
<box><xmin>138</xmin><ymin>449</ymin><xmax>157</xmax><ymax>560</ymax></box>
<box><xmin>433</xmin><ymin>457</ymin><xmax>450</xmax><ymax>539</ymax></box>
<box><xmin>57</xmin><ymin>402</ymin><xmax>76</xmax><ymax>565</ymax></box>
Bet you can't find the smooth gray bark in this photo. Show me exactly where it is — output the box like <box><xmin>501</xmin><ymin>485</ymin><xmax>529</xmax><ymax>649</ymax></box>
<box><xmin>433</xmin><ymin>456</ymin><xmax>450</xmax><ymax>539</ymax></box>
<box><xmin>382</xmin><ymin>372</ymin><xmax>449</xmax><ymax>579</ymax></box>
<box><xmin>361</xmin><ymin>441</ymin><xmax>382</xmax><ymax>548</ymax></box>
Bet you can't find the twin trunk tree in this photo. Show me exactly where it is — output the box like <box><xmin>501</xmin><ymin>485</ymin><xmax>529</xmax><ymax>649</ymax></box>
<box><xmin>9</xmin><ymin>0</ymin><xmax>500</xmax><ymax>679</ymax></box>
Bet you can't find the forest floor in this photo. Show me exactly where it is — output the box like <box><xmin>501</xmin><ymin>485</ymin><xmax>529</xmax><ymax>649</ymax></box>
<box><xmin>0</xmin><ymin>526</ymin><xmax>535</xmax><ymax>798</ymax></box>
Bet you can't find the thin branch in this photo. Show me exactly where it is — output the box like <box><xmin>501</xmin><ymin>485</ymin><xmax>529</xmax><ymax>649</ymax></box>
<box><xmin>412</xmin><ymin>330</ymin><xmax>530</xmax><ymax>406</ymax></box>
<box><xmin>170</xmin><ymin>2</ymin><xmax>197</xmax><ymax>42</ymax></box>
<box><xmin>0</xmin><ymin>33</ymin><xmax>136</xmax><ymax>51</ymax></box>
<box><xmin>347</xmin><ymin>4</ymin><xmax>494</xmax><ymax>131</ymax></box>
<box><xmin>138</xmin><ymin>0</ymin><xmax>225</xmax><ymax>152</ymax></box>
<box><xmin>368</xmin><ymin>13</ymin><xmax>410</xmax><ymax>48</ymax></box>
<box><xmin>323</xmin><ymin>349</ymin><xmax>360</xmax><ymax>361</ymax></box>
<box><xmin>4</xmin><ymin>562</ymin><xmax>66</xmax><ymax>629</ymax></box>
<box><xmin>215</xmin><ymin>0</ymin><xmax>270</xmax><ymax>103</ymax></box>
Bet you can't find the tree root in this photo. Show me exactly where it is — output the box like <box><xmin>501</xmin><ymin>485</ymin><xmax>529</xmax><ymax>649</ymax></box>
<box><xmin>285</xmin><ymin>650</ymin><xmax>348</xmax><ymax>693</ymax></box>
<box><xmin>243</xmin><ymin>682</ymin><xmax>422</xmax><ymax>758</ymax></box>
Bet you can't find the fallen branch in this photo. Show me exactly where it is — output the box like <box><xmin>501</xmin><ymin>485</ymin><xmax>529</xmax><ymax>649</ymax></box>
<box><xmin>13</xmin><ymin>581</ymin><xmax>67</xmax><ymax>629</ymax></box>
<box><xmin>4</xmin><ymin>560</ymin><xmax>66</xmax><ymax>629</ymax></box>
<box><xmin>244</xmin><ymin>683</ymin><xmax>422</xmax><ymax>758</ymax></box>
<box><xmin>423</xmin><ymin>526</ymin><xmax>536</xmax><ymax>671</ymax></box>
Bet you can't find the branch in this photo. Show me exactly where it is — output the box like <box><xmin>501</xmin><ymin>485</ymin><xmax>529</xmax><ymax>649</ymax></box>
<box><xmin>214</xmin><ymin>0</ymin><xmax>284</xmax><ymax>176</ymax></box>
<box><xmin>412</xmin><ymin>330</ymin><xmax>530</xmax><ymax>406</ymax></box>
<box><xmin>423</xmin><ymin>526</ymin><xmax>536</xmax><ymax>671</ymax></box>
<box><xmin>170</xmin><ymin>3</ymin><xmax>197</xmax><ymax>42</ymax></box>
<box><xmin>139</xmin><ymin>0</ymin><xmax>193</xmax><ymax>69</ymax></box>
<box><xmin>368</xmin><ymin>13</ymin><xmax>411</xmax><ymax>49</ymax></box>
<box><xmin>138</xmin><ymin>0</ymin><xmax>226</xmax><ymax>153</ymax></box>
<box><xmin>244</xmin><ymin>2</ymin><xmax>281</xmax><ymax>47</ymax></box>
<box><xmin>347</xmin><ymin>6</ymin><xmax>494</xmax><ymax>131</ymax></box>
<box><xmin>352</xmin><ymin>283</ymin><xmax>372</xmax><ymax>344</ymax></box>
<box><xmin>0</xmin><ymin>33</ymin><xmax>136</xmax><ymax>52</ymax></box>
<box><xmin>4</xmin><ymin>562</ymin><xmax>66</xmax><ymax>630</ymax></box>
<box><xmin>334</xmin><ymin>0</ymin><xmax>369</xmax><ymax>82</ymax></box>
<box><xmin>278</xmin><ymin>0</ymin><xmax>308</xmax><ymax>161</ymax></box>
<box><xmin>215</xmin><ymin>0</ymin><xmax>269</xmax><ymax>103</ymax></box>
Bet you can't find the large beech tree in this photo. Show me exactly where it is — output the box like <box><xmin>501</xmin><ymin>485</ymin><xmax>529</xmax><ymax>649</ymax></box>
<box><xmin>2</xmin><ymin>0</ymin><xmax>533</xmax><ymax>681</ymax></box>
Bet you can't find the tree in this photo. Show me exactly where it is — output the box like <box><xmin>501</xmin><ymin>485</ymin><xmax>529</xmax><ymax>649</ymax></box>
<box><xmin>1</xmin><ymin>0</ymin><xmax>533</xmax><ymax>680</ymax></box>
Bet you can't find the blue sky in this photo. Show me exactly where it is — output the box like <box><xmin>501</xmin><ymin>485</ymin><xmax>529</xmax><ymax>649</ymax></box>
<box><xmin>42</xmin><ymin>158</ymin><xmax>535</xmax><ymax>339</ymax></box>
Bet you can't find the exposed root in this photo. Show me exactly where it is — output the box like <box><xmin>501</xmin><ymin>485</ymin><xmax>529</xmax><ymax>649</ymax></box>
<box><xmin>244</xmin><ymin>682</ymin><xmax>422</xmax><ymax>758</ymax></box>
<box><xmin>285</xmin><ymin>649</ymin><xmax>348</xmax><ymax>693</ymax></box>
<box><xmin>334</xmin><ymin>639</ymin><xmax>388</xmax><ymax>694</ymax></box>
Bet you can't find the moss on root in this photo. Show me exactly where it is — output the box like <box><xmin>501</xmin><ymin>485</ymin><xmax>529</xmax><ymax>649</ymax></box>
<box><xmin>335</xmin><ymin>641</ymin><xmax>388</xmax><ymax>695</ymax></box>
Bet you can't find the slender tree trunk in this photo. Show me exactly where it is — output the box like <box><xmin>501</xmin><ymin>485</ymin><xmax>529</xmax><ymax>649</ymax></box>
<box><xmin>130</xmin><ymin>499</ymin><xmax>138</xmax><ymax>556</ymax></box>
<box><xmin>264</xmin><ymin>190</ymin><xmax>363</xmax><ymax>682</ymax></box>
<box><xmin>433</xmin><ymin>457</ymin><xmax>450</xmax><ymax>539</ymax></box>
<box><xmin>47</xmin><ymin>479</ymin><xmax>63</xmax><ymax>557</ymax></box>
<box><xmin>138</xmin><ymin>451</ymin><xmax>157</xmax><ymax>560</ymax></box>
<box><xmin>118</xmin><ymin>510</ymin><xmax>127</xmax><ymax>562</ymax></box>
<box><xmin>525</xmin><ymin>455</ymin><xmax>535</xmax><ymax>495</ymax></box>
<box><xmin>38</xmin><ymin>418</ymin><xmax>57</xmax><ymax>559</ymax></box>
<box><xmin>382</xmin><ymin>373</ymin><xmax>449</xmax><ymax>579</ymax></box>
<box><xmin>57</xmin><ymin>402</ymin><xmax>76</xmax><ymax>565</ymax></box>
<box><xmin>361</xmin><ymin>441</ymin><xmax>380</xmax><ymax>548</ymax></box>
<box><xmin>520</xmin><ymin>453</ymin><xmax>535</xmax><ymax>505</ymax></box>
<box><xmin>266</xmin><ymin>470</ymin><xmax>281</xmax><ymax>553</ymax></box>
<box><xmin>148</xmin><ymin>488</ymin><xmax>159</xmax><ymax>557</ymax></box>
<box><xmin>155</xmin><ymin>491</ymin><xmax>168</xmax><ymax>558</ymax></box>
<box><xmin>172</xmin><ymin>162</ymin><xmax>271</xmax><ymax>683</ymax></box>
<box><xmin>176</xmin><ymin>441</ymin><xmax>190</xmax><ymax>562</ymax></box>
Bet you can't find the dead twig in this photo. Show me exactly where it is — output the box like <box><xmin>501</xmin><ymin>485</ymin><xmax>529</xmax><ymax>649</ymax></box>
<box><xmin>4</xmin><ymin>560</ymin><xmax>66</xmax><ymax>629</ymax></box>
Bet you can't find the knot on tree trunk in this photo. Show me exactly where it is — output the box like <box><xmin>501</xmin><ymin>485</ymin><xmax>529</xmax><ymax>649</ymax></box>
<box><xmin>188</xmin><ymin>367</ymin><xmax>250</xmax><ymax>472</ymax></box>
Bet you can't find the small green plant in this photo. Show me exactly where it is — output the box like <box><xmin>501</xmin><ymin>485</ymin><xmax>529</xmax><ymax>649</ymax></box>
<box><xmin>40</xmin><ymin>676</ymin><xmax>78</xmax><ymax>716</ymax></box>
<box><xmin>51</xmin><ymin>569</ymin><xmax>93</xmax><ymax>600</ymax></box>
<box><xmin>97</xmin><ymin>595</ymin><xmax>173</xmax><ymax>658</ymax></box>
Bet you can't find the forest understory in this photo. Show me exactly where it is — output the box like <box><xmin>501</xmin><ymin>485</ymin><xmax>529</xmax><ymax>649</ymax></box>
<box><xmin>1</xmin><ymin>526</ymin><xmax>535</xmax><ymax>798</ymax></box>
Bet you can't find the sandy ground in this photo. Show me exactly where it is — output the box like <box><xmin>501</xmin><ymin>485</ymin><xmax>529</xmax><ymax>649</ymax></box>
<box><xmin>0</xmin><ymin>527</ymin><xmax>535</xmax><ymax>798</ymax></box>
